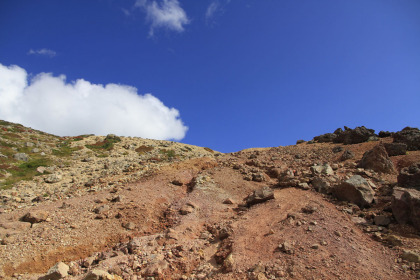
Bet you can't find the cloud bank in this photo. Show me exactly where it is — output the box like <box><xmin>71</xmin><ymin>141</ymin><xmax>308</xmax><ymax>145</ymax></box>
<box><xmin>27</xmin><ymin>48</ymin><xmax>57</xmax><ymax>57</ymax></box>
<box><xmin>135</xmin><ymin>0</ymin><xmax>189</xmax><ymax>36</ymax></box>
<box><xmin>0</xmin><ymin>63</ymin><xmax>188</xmax><ymax>140</ymax></box>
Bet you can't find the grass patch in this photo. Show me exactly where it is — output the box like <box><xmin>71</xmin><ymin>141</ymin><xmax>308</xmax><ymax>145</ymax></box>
<box><xmin>136</xmin><ymin>145</ymin><xmax>154</xmax><ymax>154</ymax></box>
<box><xmin>86</xmin><ymin>137</ymin><xmax>121</xmax><ymax>152</ymax></box>
<box><xmin>52</xmin><ymin>141</ymin><xmax>82</xmax><ymax>157</ymax></box>
<box><xmin>1</xmin><ymin>157</ymin><xmax>52</xmax><ymax>189</ymax></box>
<box><xmin>160</xmin><ymin>149</ymin><xmax>177</xmax><ymax>160</ymax></box>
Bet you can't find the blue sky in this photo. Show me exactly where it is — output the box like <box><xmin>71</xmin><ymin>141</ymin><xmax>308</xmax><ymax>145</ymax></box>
<box><xmin>0</xmin><ymin>0</ymin><xmax>419</xmax><ymax>152</ymax></box>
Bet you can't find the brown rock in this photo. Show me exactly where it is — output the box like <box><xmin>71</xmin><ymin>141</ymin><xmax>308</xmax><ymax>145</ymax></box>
<box><xmin>333</xmin><ymin>175</ymin><xmax>375</xmax><ymax>208</ymax></box>
<box><xmin>358</xmin><ymin>144</ymin><xmax>396</xmax><ymax>173</ymax></box>
<box><xmin>245</xmin><ymin>186</ymin><xmax>274</xmax><ymax>207</ymax></box>
<box><xmin>391</xmin><ymin>187</ymin><xmax>420</xmax><ymax>230</ymax></box>
<box><xmin>39</xmin><ymin>262</ymin><xmax>69</xmax><ymax>280</ymax></box>
<box><xmin>21</xmin><ymin>211</ymin><xmax>49</xmax><ymax>224</ymax></box>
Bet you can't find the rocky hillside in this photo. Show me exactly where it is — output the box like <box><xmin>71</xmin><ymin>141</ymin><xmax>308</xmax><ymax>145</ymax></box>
<box><xmin>1</xmin><ymin>121</ymin><xmax>420</xmax><ymax>280</ymax></box>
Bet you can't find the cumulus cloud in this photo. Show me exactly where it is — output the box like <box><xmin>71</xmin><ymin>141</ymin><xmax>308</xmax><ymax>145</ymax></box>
<box><xmin>135</xmin><ymin>0</ymin><xmax>189</xmax><ymax>36</ymax></box>
<box><xmin>27</xmin><ymin>48</ymin><xmax>57</xmax><ymax>57</ymax></box>
<box><xmin>0</xmin><ymin>63</ymin><xmax>188</xmax><ymax>140</ymax></box>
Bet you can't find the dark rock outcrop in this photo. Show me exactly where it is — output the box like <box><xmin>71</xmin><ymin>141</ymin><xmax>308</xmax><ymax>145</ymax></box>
<box><xmin>358</xmin><ymin>144</ymin><xmax>396</xmax><ymax>174</ymax></box>
<box><xmin>384</xmin><ymin>142</ymin><xmax>407</xmax><ymax>156</ymax></box>
<box><xmin>334</xmin><ymin>126</ymin><xmax>376</xmax><ymax>145</ymax></box>
<box><xmin>393</xmin><ymin>127</ymin><xmax>420</xmax><ymax>151</ymax></box>
<box><xmin>397</xmin><ymin>162</ymin><xmax>420</xmax><ymax>190</ymax></box>
<box><xmin>333</xmin><ymin>175</ymin><xmax>375</xmax><ymax>208</ymax></box>
<box><xmin>313</xmin><ymin>133</ymin><xmax>337</xmax><ymax>143</ymax></box>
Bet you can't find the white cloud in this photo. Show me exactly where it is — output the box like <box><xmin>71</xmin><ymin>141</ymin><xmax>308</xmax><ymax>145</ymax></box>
<box><xmin>27</xmin><ymin>48</ymin><xmax>57</xmax><ymax>57</ymax></box>
<box><xmin>206</xmin><ymin>1</ymin><xmax>219</xmax><ymax>21</ymax></box>
<box><xmin>0</xmin><ymin>63</ymin><xmax>188</xmax><ymax>140</ymax></box>
<box><xmin>135</xmin><ymin>0</ymin><xmax>189</xmax><ymax>36</ymax></box>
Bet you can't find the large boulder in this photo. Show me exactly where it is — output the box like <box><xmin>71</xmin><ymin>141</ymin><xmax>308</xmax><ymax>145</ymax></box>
<box><xmin>398</xmin><ymin>162</ymin><xmax>420</xmax><ymax>190</ymax></box>
<box><xmin>13</xmin><ymin>153</ymin><xmax>29</xmax><ymax>162</ymax></box>
<box><xmin>393</xmin><ymin>127</ymin><xmax>420</xmax><ymax>150</ymax></box>
<box><xmin>334</xmin><ymin>126</ymin><xmax>376</xmax><ymax>144</ymax></box>
<box><xmin>391</xmin><ymin>187</ymin><xmax>420</xmax><ymax>230</ymax></box>
<box><xmin>333</xmin><ymin>175</ymin><xmax>375</xmax><ymax>208</ymax></box>
<box><xmin>245</xmin><ymin>186</ymin><xmax>274</xmax><ymax>207</ymax></box>
<box><xmin>384</xmin><ymin>142</ymin><xmax>407</xmax><ymax>156</ymax></box>
<box><xmin>358</xmin><ymin>144</ymin><xmax>396</xmax><ymax>174</ymax></box>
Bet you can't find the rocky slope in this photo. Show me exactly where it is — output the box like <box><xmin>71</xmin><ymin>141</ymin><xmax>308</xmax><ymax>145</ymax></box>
<box><xmin>1</xmin><ymin>122</ymin><xmax>420</xmax><ymax>280</ymax></box>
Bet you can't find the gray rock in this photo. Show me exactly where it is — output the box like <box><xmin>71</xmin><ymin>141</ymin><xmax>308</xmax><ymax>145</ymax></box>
<box><xmin>296</xmin><ymin>140</ymin><xmax>305</xmax><ymax>144</ymax></box>
<box><xmin>384</xmin><ymin>142</ymin><xmax>407</xmax><ymax>156</ymax></box>
<box><xmin>94</xmin><ymin>205</ymin><xmax>110</xmax><ymax>214</ymax></box>
<box><xmin>358</xmin><ymin>144</ymin><xmax>396</xmax><ymax>174</ymax></box>
<box><xmin>332</xmin><ymin>146</ymin><xmax>343</xmax><ymax>153</ymax></box>
<box><xmin>13</xmin><ymin>153</ymin><xmax>29</xmax><ymax>161</ymax></box>
<box><xmin>44</xmin><ymin>174</ymin><xmax>62</xmax><ymax>183</ymax></box>
<box><xmin>310</xmin><ymin>164</ymin><xmax>334</xmax><ymax>176</ymax></box>
<box><xmin>333</xmin><ymin>175</ymin><xmax>375</xmax><ymax>208</ymax></box>
<box><xmin>312</xmin><ymin>177</ymin><xmax>332</xmax><ymax>194</ymax></box>
<box><xmin>245</xmin><ymin>186</ymin><xmax>274</xmax><ymax>207</ymax></box>
<box><xmin>398</xmin><ymin>162</ymin><xmax>420</xmax><ymax>190</ymax></box>
<box><xmin>39</xmin><ymin>262</ymin><xmax>69</xmax><ymax>280</ymax></box>
<box><xmin>393</xmin><ymin>127</ymin><xmax>420</xmax><ymax>151</ymax></box>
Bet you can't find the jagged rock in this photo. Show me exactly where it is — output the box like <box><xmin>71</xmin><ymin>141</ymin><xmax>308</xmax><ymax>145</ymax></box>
<box><xmin>310</xmin><ymin>164</ymin><xmax>334</xmax><ymax>176</ymax></box>
<box><xmin>398</xmin><ymin>162</ymin><xmax>420</xmax><ymax>190</ymax></box>
<box><xmin>391</xmin><ymin>187</ymin><xmax>420</xmax><ymax>230</ymax></box>
<box><xmin>279</xmin><ymin>241</ymin><xmax>294</xmax><ymax>254</ymax></box>
<box><xmin>313</xmin><ymin>133</ymin><xmax>337</xmax><ymax>143</ymax></box>
<box><xmin>13</xmin><ymin>153</ymin><xmax>29</xmax><ymax>161</ymax></box>
<box><xmin>45</xmin><ymin>174</ymin><xmax>63</xmax><ymax>183</ymax></box>
<box><xmin>39</xmin><ymin>262</ymin><xmax>69</xmax><ymax>280</ymax></box>
<box><xmin>334</xmin><ymin>126</ymin><xmax>376</xmax><ymax>144</ymax></box>
<box><xmin>358</xmin><ymin>144</ymin><xmax>396</xmax><ymax>173</ymax></box>
<box><xmin>378</xmin><ymin>131</ymin><xmax>392</xmax><ymax>138</ymax></box>
<box><xmin>340</xmin><ymin>150</ymin><xmax>355</xmax><ymax>161</ymax></box>
<box><xmin>296</xmin><ymin>139</ymin><xmax>305</xmax><ymax>144</ymax></box>
<box><xmin>384</xmin><ymin>142</ymin><xmax>407</xmax><ymax>156</ymax></box>
<box><xmin>332</xmin><ymin>146</ymin><xmax>343</xmax><ymax>153</ymax></box>
<box><xmin>393</xmin><ymin>127</ymin><xmax>420</xmax><ymax>151</ymax></box>
<box><xmin>245</xmin><ymin>186</ymin><xmax>274</xmax><ymax>207</ymax></box>
<box><xmin>333</xmin><ymin>175</ymin><xmax>375</xmax><ymax>208</ymax></box>
<box><xmin>21</xmin><ymin>210</ymin><xmax>49</xmax><ymax>223</ymax></box>
<box><xmin>312</xmin><ymin>177</ymin><xmax>332</xmax><ymax>194</ymax></box>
